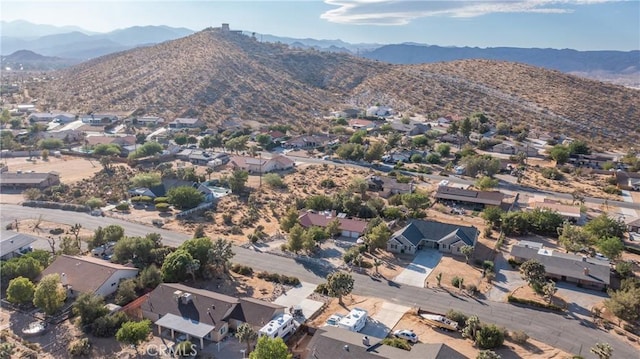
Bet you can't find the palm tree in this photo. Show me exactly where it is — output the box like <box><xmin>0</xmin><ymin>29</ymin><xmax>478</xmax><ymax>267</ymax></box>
<box><xmin>236</xmin><ymin>323</ymin><xmax>258</xmax><ymax>354</ymax></box>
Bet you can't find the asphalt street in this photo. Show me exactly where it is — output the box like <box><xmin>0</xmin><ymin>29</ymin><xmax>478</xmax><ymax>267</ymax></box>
<box><xmin>0</xmin><ymin>204</ymin><xmax>636</xmax><ymax>358</ymax></box>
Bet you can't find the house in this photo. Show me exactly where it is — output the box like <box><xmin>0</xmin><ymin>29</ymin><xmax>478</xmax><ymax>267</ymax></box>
<box><xmin>387</xmin><ymin>119</ymin><xmax>431</xmax><ymax>136</ymax></box>
<box><xmin>438</xmin><ymin>134</ymin><xmax>461</xmax><ymax>145</ymax></box>
<box><xmin>528</xmin><ymin>199</ymin><xmax>582</xmax><ymax>223</ymax></box>
<box><xmin>568</xmin><ymin>153</ymin><xmax>619</xmax><ymax>170</ymax></box>
<box><xmin>39</xmin><ymin>255</ymin><xmax>139</xmax><ymax>297</ymax></box>
<box><xmin>227</xmin><ymin>155</ymin><xmax>295</xmax><ymax>173</ymax></box>
<box><xmin>510</xmin><ymin>241</ymin><xmax>610</xmax><ymax>290</ymax></box>
<box><xmin>254</xmin><ymin>130</ymin><xmax>286</xmax><ymax>143</ymax></box>
<box><xmin>348</xmin><ymin>119</ymin><xmax>377</xmax><ymax>131</ymax></box>
<box><xmin>434</xmin><ymin>186</ymin><xmax>506</xmax><ymax>209</ymax></box>
<box><xmin>366</xmin><ymin>175</ymin><xmax>412</xmax><ymax>198</ymax></box>
<box><xmin>80</xmin><ymin>114</ymin><xmax>118</xmax><ymax>125</ymax></box>
<box><xmin>626</xmin><ymin>217</ymin><xmax>640</xmax><ymax>233</ymax></box>
<box><xmin>168</xmin><ymin>118</ymin><xmax>203</xmax><ymax>130</ymax></box>
<box><xmin>16</xmin><ymin>104</ymin><xmax>35</xmax><ymax>113</ymax></box>
<box><xmin>304</xmin><ymin>326</ymin><xmax>466</xmax><ymax>359</ymax></box>
<box><xmin>141</xmin><ymin>283</ymin><xmax>285</xmax><ymax>348</ymax></box>
<box><xmin>614</xmin><ymin>171</ymin><xmax>640</xmax><ymax>190</ymax></box>
<box><xmin>284</xmin><ymin>134</ymin><xmax>335</xmax><ymax>149</ymax></box>
<box><xmin>365</xmin><ymin>106</ymin><xmax>393</xmax><ymax>117</ymax></box>
<box><xmin>382</xmin><ymin>150</ymin><xmax>428</xmax><ymax>164</ymax></box>
<box><xmin>387</xmin><ymin>220</ymin><xmax>479</xmax><ymax>255</ymax></box>
<box><xmin>0</xmin><ymin>231</ymin><xmax>38</xmax><ymax>260</ymax></box>
<box><xmin>85</xmin><ymin>135</ymin><xmax>136</xmax><ymax>147</ymax></box>
<box><xmin>298</xmin><ymin>211</ymin><xmax>367</xmax><ymax>238</ymax></box>
<box><xmin>0</xmin><ymin>171</ymin><xmax>60</xmax><ymax>190</ymax></box>
<box><xmin>492</xmin><ymin>143</ymin><xmax>538</xmax><ymax>157</ymax></box>
<box><xmin>28</xmin><ymin>112</ymin><xmax>76</xmax><ymax>123</ymax></box>
<box><xmin>38</xmin><ymin>129</ymin><xmax>84</xmax><ymax>143</ymax></box>
<box><xmin>132</xmin><ymin>116</ymin><xmax>165</xmax><ymax>126</ymax></box>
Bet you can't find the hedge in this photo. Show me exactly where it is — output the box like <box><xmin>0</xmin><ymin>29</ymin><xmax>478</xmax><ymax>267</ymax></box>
<box><xmin>154</xmin><ymin>197</ymin><xmax>168</xmax><ymax>204</ymax></box>
<box><xmin>155</xmin><ymin>203</ymin><xmax>170</xmax><ymax>212</ymax></box>
<box><xmin>131</xmin><ymin>195</ymin><xmax>153</xmax><ymax>203</ymax></box>
<box><xmin>507</xmin><ymin>295</ymin><xmax>564</xmax><ymax>312</ymax></box>
<box><xmin>256</xmin><ymin>271</ymin><xmax>300</xmax><ymax>286</ymax></box>
<box><xmin>231</xmin><ymin>264</ymin><xmax>253</xmax><ymax>276</ymax></box>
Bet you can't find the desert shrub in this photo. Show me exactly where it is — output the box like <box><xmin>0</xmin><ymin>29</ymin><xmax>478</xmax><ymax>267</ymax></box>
<box><xmin>507</xmin><ymin>258</ymin><xmax>521</xmax><ymax>268</ymax></box>
<box><xmin>381</xmin><ymin>338</ymin><xmax>411</xmax><ymax>350</ymax></box>
<box><xmin>256</xmin><ymin>271</ymin><xmax>300</xmax><ymax>286</ymax></box>
<box><xmin>49</xmin><ymin>228</ymin><xmax>65</xmax><ymax>235</ymax></box>
<box><xmin>467</xmin><ymin>284</ymin><xmax>478</xmax><ymax>294</ymax></box>
<box><xmin>603</xmin><ymin>185</ymin><xmax>622</xmax><ymax>195</ymax></box>
<box><xmin>154</xmin><ymin>197</ymin><xmax>168</xmax><ymax>204</ymax></box>
<box><xmin>231</xmin><ymin>264</ymin><xmax>253</xmax><ymax>276</ymax></box>
<box><xmin>115</xmin><ymin>202</ymin><xmax>130</xmax><ymax>211</ymax></box>
<box><xmin>314</xmin><ymin>283</ymin><xmax>329</xmax><ymax>295</ymax></box>
<box><xmin>155</xmin><ymin>203</ymin><xmax>170</xmax><ymax>212</ymax></box>
<box><xmin>85</xmin><ymin>197</ymin><xmax>104</xmax><ymax>209</ymax></box>
<box><xmin>320</xmin><ymin>178</ymin><xmax>336</xmax><ymax>188</ymax></box>
<box><xmin>446</xmin><ymin>309</ymin><xmax>468</xmax><ymax>328</ymax></box>
<box><xmin>451</xmin><ymin>276</ymin><xmax>463</xmax><ymax>288</ymax></box>
<box><xmin>540</xmin><ymin>167</ymin><xmax>564</xmax><ymax>180</ymax></box>
<box><xmin>68</xmin><ymin>338</ymin><xmax>91</xmax><ymax>357</ymax></box>
<box><xmin>483</xmin><ymin>260</ymin><xmax>495</xmax><ymax>272</ymax></box>
<box><xmin>222</xmin><ymin>213</ymin><xmax>233</xmax><ymax>225</ymax></box>
<box><xmin>475</xmin><ymin>324</ymin><xmax>505</xmax><ymax>349</ymax></box>
<box><xmin>91</xmin><ymin>312</ymin><xmax>129</xmax><ymax>337</ymax></box>
<box><xmin>507</xmin><ymin>295</ymin><xmax>564</xmax><ymax>312</ymax></box>
<box><xmin>509</xmin><ymin>330</ymin><xmax>529</xmax><ymax>344</ymax></box>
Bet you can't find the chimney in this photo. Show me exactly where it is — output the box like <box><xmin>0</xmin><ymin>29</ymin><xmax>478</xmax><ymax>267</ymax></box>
<box><xmin>60</xmin><ymin>272</ymin><xmax>68</xmax><ymax>286</ymax></box>
<box><xmin>583</xmin><ymin>267</ymin><xmax>589</xmax><ymax>276</ymax></box>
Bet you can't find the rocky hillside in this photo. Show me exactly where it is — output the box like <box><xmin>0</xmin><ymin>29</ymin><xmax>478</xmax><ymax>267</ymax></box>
<box><xmin>31</xmin><ymin>28</ymin><xmax>639</xmax><ymax>147</ymax></box>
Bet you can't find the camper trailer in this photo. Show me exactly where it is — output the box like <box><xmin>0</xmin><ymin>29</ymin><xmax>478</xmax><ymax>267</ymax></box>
<box><xmin>259</xmin><ymin>314</ymin><xmax>295</xmax><ymax>339</ymax></box>
<box><xmin>338</xmin><ymin>308</ymin><xmax>368</xmax><ymax>332</ymax></box>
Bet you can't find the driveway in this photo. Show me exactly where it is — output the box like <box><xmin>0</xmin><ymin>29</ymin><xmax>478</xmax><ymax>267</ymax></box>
<box><xmin>274</xmin><ymin>282</ymin><xmax>324</xmax><ymax>323</ymax></box>
<box><xmin>556</xmin><ymin>282</ymin><xmax>609</xmax><ymax>319</ymax></box>
<box><xmin>360</xmin><ymin>302</ymin><xmax>409</xmax><ymax>339</ymax></box>
<box><xmin>393</xmin><ymin>250</ymin><xmax>442</xmax><ymax>287</ymax></box>
<box><xmin>486</xmin><ymin>252</ymin><xmax>526</xmax><ymax>302</ymax></box>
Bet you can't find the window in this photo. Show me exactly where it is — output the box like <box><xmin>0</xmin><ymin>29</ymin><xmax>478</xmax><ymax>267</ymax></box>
<box><xmin>220</xmin><ymin>326</ymin><xmax>226</xmax><ymax>335</ymax></box>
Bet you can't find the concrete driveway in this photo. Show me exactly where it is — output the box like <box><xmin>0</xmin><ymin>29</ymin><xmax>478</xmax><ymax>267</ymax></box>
<box><xmin>274</xmin><ymin>282</ymin><xmax>324</xmax><ymax>323</ymax></box>
<box><xmin>556</xmin><ymin>282</ymin><xmax>609</xmax><ymax>319</ymax></box>
<box><xmin>487</xmin><ymin>253</ymin><xmax>526</xmax><ymax>302</ymax></box>
<box><xmin>393</xmin><ymin>250</ymin><xmax>442</xmax><ymax>287</ymax></box>
<box><xmin>360</xmin><ymin>302</ymin><xmax>409</xmax><ymax>339</ymax></box>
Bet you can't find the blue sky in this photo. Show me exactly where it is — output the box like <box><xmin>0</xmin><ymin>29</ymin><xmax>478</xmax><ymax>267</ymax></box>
<box><xmin>1</xmin><ymin>0</ymin><xmax>639</xmax><ymax>50</ymax></box>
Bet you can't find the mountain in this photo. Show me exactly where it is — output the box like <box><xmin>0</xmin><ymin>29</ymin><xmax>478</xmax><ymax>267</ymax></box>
<box><xmin>32</xmin><ymin>29</ymin><xmax>639</xmax><ymax>148</ymax></box>
<box><xmin>0</xmin><ymin>50</ymin><xmax>81</xmax><ymax>70</ymax></box>
<box><xmin>361</xmin><ymin>44</ymin><xmax>640</xmax><ymax>88</ymax></box>
<box><xmin>0</xmin><ymin>20</ymin><xmax>95</xmax><ymax>38</ymax></box>
<box><xmin>1</xmin><ymin>23</ymin><xmax>195</xmax><ymax>59</ymax></box>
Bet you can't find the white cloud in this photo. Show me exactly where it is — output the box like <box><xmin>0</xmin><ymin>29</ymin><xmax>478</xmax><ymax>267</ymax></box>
<box><xmin>320</xmin><ymin>0</ymin><xmax>623</xmax><ymax>25</ymax></box>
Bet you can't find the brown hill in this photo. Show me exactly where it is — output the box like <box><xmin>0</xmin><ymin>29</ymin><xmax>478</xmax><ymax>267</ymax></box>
<box><xmin>33</xmin><ymin>28</ymin><xmax>639</xmax><ymax>148</ymax></box>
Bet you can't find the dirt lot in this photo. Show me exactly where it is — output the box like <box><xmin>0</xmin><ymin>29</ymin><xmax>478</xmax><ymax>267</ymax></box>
<box><xmin>307</xmin><ymin>295</ymin><xmax>386</xmax><ymax>329</ymax></box>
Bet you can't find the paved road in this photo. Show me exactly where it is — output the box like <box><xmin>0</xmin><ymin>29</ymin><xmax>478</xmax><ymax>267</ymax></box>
<box><xmin>0</xmin><ymin>204</ymin><xmax>635</xmax><ymax>358</ymax></box>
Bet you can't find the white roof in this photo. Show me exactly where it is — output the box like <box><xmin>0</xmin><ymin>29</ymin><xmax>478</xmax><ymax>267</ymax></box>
<box><xmin>338</xmin><ymin>308</ymin><xmax>367</xmax><ymax>328</ymax></box>
<box><xmin>155</xmin><ymin>313</ymin><xmax>214</xmax><ymax>339</ymax></box>
<box><xmin>259</xmin><ymin>314</ymin><xmax>293</xmax><ymax>336</ymax></box>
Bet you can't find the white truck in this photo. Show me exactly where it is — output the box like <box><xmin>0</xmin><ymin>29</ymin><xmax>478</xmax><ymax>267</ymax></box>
<box><xmin>338</xmin><ymin>307</ymin><xmax>368</xmax><ymax>332</ymax></box>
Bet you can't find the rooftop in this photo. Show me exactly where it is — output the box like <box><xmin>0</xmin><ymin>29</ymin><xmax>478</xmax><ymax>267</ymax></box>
<box><xmin>0</xmin><ymin>231</ymin><xmax>39</xmax><ymax>255</ymax></box>
<box><xmin>40</xmin><ymin>255</ymin><xmax>138</xmax><ymax>293</ymax></box>
<box><xmin>434</xmin><ymin>186</ymin><xmax>506</xmax><ymax>206</ymax></box>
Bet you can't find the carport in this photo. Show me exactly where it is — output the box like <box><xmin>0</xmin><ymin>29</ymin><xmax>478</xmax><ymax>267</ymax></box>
<box><xmin>155</xmin><ymin>313</ymin><xmax>213</xmax><ymax>348</ymax></box>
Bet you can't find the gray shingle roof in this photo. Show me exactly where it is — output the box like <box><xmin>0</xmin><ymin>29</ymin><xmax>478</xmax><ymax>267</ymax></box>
<box><xmin>392</xmin><ymin>220</ymin><xmax>478</xmax><ymax>247</ymax></box>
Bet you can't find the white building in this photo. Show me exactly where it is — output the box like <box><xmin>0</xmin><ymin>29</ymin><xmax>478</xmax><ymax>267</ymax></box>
<box><xmin>259</xmin><ymin>314</ymin><xmax>296</xmax><ymax>339</ymax></box>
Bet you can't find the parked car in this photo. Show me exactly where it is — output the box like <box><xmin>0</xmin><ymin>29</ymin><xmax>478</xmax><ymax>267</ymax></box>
<box><xmin>324</xmin><ymin>314</ymin><xmax>344</xmax><ymax>327</ymax></box>
<box><xmin>393</xmin><ymin>329</ymin><xmax>418</xmax><ymax>343</ymax></box>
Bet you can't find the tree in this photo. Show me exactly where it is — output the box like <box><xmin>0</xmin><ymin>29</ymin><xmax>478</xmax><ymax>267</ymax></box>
<box><xmin>459</xmin><ymin>117</ymin><xmax>472</xmax><ymax>140</ymax></box>
<box><xmin>93</xmin><ymin>143</ymin><xmax>121</xmax><ymax>156</ymax></box>
<box><xmin>130</xmin><ymin>172</ymin><xmax>161</xmax><ymax>188</ymax></box>
<box><xmin>548</xmin><ymin>145</ymin><xmax>570</xmax><ymax>164</ymax></box>
<box><xmin>475</xmin><ymin>324</ymin><xmax>505</xmax><ymax>349</ymax></box>
<box><xmin>604</xmin><ymin>279</ymin><xmax>640</xmax><ymax>322</ymax></box>
<box><xmin>236</xmin><ymin>322</ymin><xmax>258</xmax><ymax>354</ymax></box>
<box><xmin>33</xmin><ymin>274</ymin><xmax>67</xmax><ymax>315</ymax></box>
<box><xmin>542</xmin><ymin>281</ymin><xmax>557</xmax><ymax>304</ymax></box>
<box><xmin>584</xmin><ymin>214</ymin><xmax>626</xmax><ymax>240</ymax></box>
<box><xmin>436</xmin><ymin>143</ymin><xmax>451</xmax><ymax>157</ymax></box>
<box><xmin>224</xmin><ymin>135</ymin><xmax>249</xmax><ymax>153</ymax></box>
<box><xmin>85</xmin><ymin>197</ymin><xmax>104</xmax><ymax>209</ymax></box>
<box><xmin>435</xmin><ymin>272</ymin><xmax>443</xmax><ymax>286</ymax></box>
<box><xmin>367</xmin><ymin>222</ymin><xmax>391</xmax><ymax>252</ymax></box>
<box><xmin>209</xmin><ymin>238</ymin><xmax>235</xmax><ymax>274</ymax></box>
<box><xmin>520</xmin><ymin>259</ymin><xmax>546</xmax><ymax>290</ymax></box>
<box><xmin>228</xmin><ymin>169</ymin><xmax>249</xmax><ymax>194</ymax></box>
<box><xmin>115</xmin><ymin>320</ymin><xmax>151</xmax><ymax>354</ymax></box>
<box><xmin>568</xmin><ymin>140</ymin><xmax>591</xmax><ymax>155</ymax></box>
<box><xmin>477</xmin><ymin>350</ymin><xmax>501</xmax><ymax>359</ymax></box>
<box><xmin>447</xmin><ymin>121</ymin><xmax>459</xmax><ymax>135</ymax></box>
<box><xmin>412</xmin><ymin>135</ymin><xmax>429</xmax><ymax>147</ymax></box>
<box><xmin>335</xmin><ymin>143</ymin><xmax>364</xmax><ymax>161</ymax></box>
<box><xmin>326</xmin><ymin>271</ymin><xmax>354</xmax><ymax>305</ymax></box>
<box><xmin>364</xmin><ymin>141</ymin><xmax>385</xmax><ymax>163</ymax></box>
<box><xmin>115</xmin><ymin>278</ymin><xmax>138</xmax><ymax>305</ymax></box>
<box><xmin>475</xmin><ymin>176</ymin><xmax>499</xmax><ymax>190</ymax></box>
<box><xmin>249</xmin><ymin>336</ymin><xmax>292</xmax><ymax>359</ymax></box>
<box><xmin>462</xmin><ymin>315</ymin><xmax>481</xmax><ymax>340</ymax></box>
<box><xmin>6</xmin><ymin>277</ymin><xmax>36</xmax><ymax>305</ymax></box>
<box><xmin>287</xmin><ymin>224</ymin><xmax>304</xmax><ymax>254</ymax></box>
<box><xmin>161</xmin><ymin>249</ymin><xmax>198</xmax><ymax>282</ymax></box>
<box><xmin>482</xmin><ymin>206</ymin><xmax>504</xmax><ymax>228</ymax></box>
<box><xmin>263</xmin><ymin>173</ymin><xmax>285</xmax><ymax>189</ymax></box>
<box><xmin>326</xmin><ymin>217</ymin><xmax>341</xmax><ymax>238</ymax></box>
<box><xmin>460</xmin><ymin>245</ymin><xmax>474</xmax><ymax>263</ymax></box>
<box><xmin>255</xmin><ymin>133</ymin><xmax>272</xmax><ymax>147</ymax></box>
<box><xmin>558</xmin><ymin>222</ymin><xmax>591</xmax><ymax>253</ymax></box>
<box><xmin>112</xmin><ymin>236</ymin><xmax>156</xmax><ymax>267</ymax></box>
<box><xmin>38</xmin><ymin>138</ymin><xmax>64</xmax><ymax>150</ymax></box>
<box><xmin>597</xmin><ymin>236</ymin><xmax>624</xmax><ymax>262</ymax></box>
<box><xmin>41</xmin><ymin>149</ymin><xmax>49</xmax><ymax>161</ymax></box>
<box><xmin>280</xmin><ymin>207</ymin><xmax>300</xmax><ymax>232</ymax></box>
<box><xmin>181</xmin><ymin>237</ymin><xmax>214</xmax><ymax>275</ymax></box>
<box><xmin>128</xmin><ymin>141</ymin><xmax>163</xmax><ymax>159</ymax></box>
<box><xmin>349</xmin><ymin>130</ymin><xmax>367</xmax><ymax>144</ymax></box>
<box><xmin>167</xmin><ymin>186</ymin><xmax>204</xmax><ymax>210</ymax></box>
<box><xmin>349</xmin><ymin>177</ymin><xmax>368</xmax><ymax>197</ymax></box>
<box><xmin>138</xmin><ymin>264</ymin><xmax>162</xmax><ymax>290</ymax></box>
<box><xmin>73</xmin><ymin>292</ymin><xmax>109</xmax><ymax>327</ymax></box>
<box><xmin>23</xmin><ymin>188</ymin><xmax>42</xmax><ymax>200</ymax></box>
<box><xmin>590</xmin><ymin>343</ymin><xmax>613</xmax><ymax>359</ymax></box>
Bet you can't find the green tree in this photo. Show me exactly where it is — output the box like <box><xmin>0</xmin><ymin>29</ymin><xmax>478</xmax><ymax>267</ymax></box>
<box><xmin>596</xmin><ymin>236</ymin><xmax>624</xmax><ymax>262</ymax></box>
<box><xmin>542</xmin><ymin>281</ymin><xmax>557</xmax><ymax>304</ymax></box>
<box><xmin>280</xmin><ymin>207</ymin><xmax>300</xmax><ymax>232</ymax></box>
<box><xmin>93</xmin><ymin>143</ymin><xmax>121</xmax><ymax>156</ymax></box>
<box><xmin>287</xmin><ymin>224</ymin><xmax>304</xmax><ymax>254</ymax></box>
<box><xmin>326</xmin><ymin>217</ymin><xmax>341</xmax><ymax>238</ymax></box>
<box><xmin>209</xmin><ymin>238</ymin><xmax>235</xmax><ymax>274</ymax></box>
<box><xmin>349</xmin><ymin>130</ymin><xmax>367</xmax><ymax>144</ymax></box>
<box><xmin>412</xmin><ymin>135</ymin><xmax>429</xmax><ymax>147</ymax></box>
<box><xmin>335</xmin><ymin>143</ymin><xmax>365</xmax><ymax>161</ymax></box>
<box><xmin>558</xmin><ymin>222</ymin><xmax>591</xmax><ymax>253</ymax></box>
<box><xmin>115</xmin><ymin>278</ymin><xmax>138</xmax><ymax>305</ymax></box>
<box><xmin>112</xmin><ymin>236</ymin><xmax>156</xmax><ymax>267</ymax></box>
<box><xmin>138</xmin><ymin>264</ymin><xmax>162</xmax><ymax>290</ymax></box>
<box><xmin>475</xmin><ymin>176</ymin><xmax>499</xmax><ymax>190</ymax></box>
<box><xmin>161</xmin><ymin>249</ymin><xmax>198</xmax><ymax>282</ymax></box>
<box><xmin>115</xmin><ymin>320</ymin><xmax>151</xmax><ymax>354</ymax></box>
<box><xmin>520</xmin><ymin>259</ymin><xmax>546</xmax><ymax>290</ymax></box>
<box><xmin>174</xmin><ymin>133</ymin><xmax>188</xmax><ymax>145</ymax></box>
<box><xmin>481</xmin><ymin>206</ymin><xmax>504</xmax><ymax>228</ymax></box>
<box><xmin>130</xmin><ymin>172</ymin><xmax>161</xmax><ymax>188</ymax></box>
<box><xmin>236</xmin><ymin>322</ymin><xmax>258</xmax><ymax>354</ymax></box>
<box><xmin>181</xmin><ymin>237</ymin><xmax>214</xmax><ymax>276</ymax></box>
<box><xmin>584</xmin><ymin>214</ymin><xmax>626</xmax><ymax>240</ymax></box>
<box><xmin>460</xmin><ymin>245</ymin><xmax>474</xmax><ymax>263</ymax></box>
<box><xmin>326</xmin><ymin>271</ymin><xmax>354</xmax><ymax>305</ymax></box>
<box><xmin>548</xmin><ymin>145</ymin><xmax>570</xmax><ymax>164</ymax></box>
<box><xmin>590</xmin><ymin>343</ymin><xmax>613</xmax><ymax>359</ymax></box>
<box><xmin>255</xmin><ymin>133</ymin><xmax>272</xmax><ymax>147</ymax></box>
<box><xmin>6</xmin><ymin>277</ymin><xmax>36</xmax><ymax>305</ymax></box>
<box><xmin>264</xmin><ymin>173</ymin><xmax>285</xmax><ymax>188</ymax></box>
<box><xmin>568</xmin><ymin>140</ymin><xmax>591</xmax><ymax>155</ymax></box>
<box><xmin>128</xmin><ymin>141</ymin><xmax>163</xmax><ymax>159</ymax></box>
<box><xmin>604</xmin><ymin>279</ymin><xmax>640</xmax><ymax>322</ymax></box>
<box><xmin>228</xmin><ymin>169</ymin><xmax>249</xmax><ymax>193</ymax></box>
<box><xmin>167</xmin><ymin>186</ymin><xmax>204</xmax><ymax>209</ymax></box>
<box><xmin>367</xmin><ymin>222</ymin><xmax>391</xmax><ymax>252</ymax></box>
<box><xmin>33</xmin><ymin>273</ymin><xmax>67</xmax><ymax>315</ymax></box>
<box><xmin>38</xmin><ymin>138</ymin><xmax>64</xmax><ymax>150</ymax></box>
<box><xmin>475</xmin><ymin>324</ymin><xmax>505</xmax><ymax>349</ymax></box>
<box><xmin>459</xmin><ymin>117</ymin><xmax>472</xmax><ymax>140</ymax></box>
<box><xmin>477</xmin><ymin>350</ymin><xmax>501</xmax><ymax>359</ymax></box>
<box><xmin>364</xmin><ymin>141</ymin><xmax>385</xmax><ymax>163</ymax></box>
<box><xmin>447</xmin><ymin>121</ymin><xmax>459</xmax><ymax>135</ymax></box>
<box><xmin>224</xmin><ymin>135</ymin><xmax>249</xmax><ymax>153</ymax></box>
<box><xmin>436</xmin><ymin>143</ymin><xmax>451</xmax><ymax>157</ymax></box>
<box><xmin>13</xmin><ymin>256</ymin><xmax>43</xmax><ymax>281</ymax></box>
<box><xmin>73</xmin><ymin>292</ymin><xmax>109</xmax><ymax>327</ymax></box>
<box><xmin>401</xmin><ymin>192</ymin><xmax>430</xmax><ymax>211</ymax></box>
<box><xmin>462</xmin><ymin>315</ymin><xmax>481</xmax><ymax>340</ymax></box>
<box><xmin>85</xmin><ymin>197</ymin><xmax>104</xmax><ymax>209</ymax></box>
<box><xmin>249</xmin><ymin>336</ymin><xmax>292</xmax><ymax>359</ymax></box>
<box><xmin>305</xmin><ymin>195</ymin><xmax>334</xmax><ymax>211</ymax></box>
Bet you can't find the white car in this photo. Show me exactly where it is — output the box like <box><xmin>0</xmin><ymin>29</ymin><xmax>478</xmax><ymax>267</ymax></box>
<box><xmin>324</xmin><ymin>314</ymin><xmax>344</xmax><ymax>327</ymax></box>
<box><xmin>393</xmin><ymin>329</ymin><xmax>418</xmax><ymax>343</ymax></box>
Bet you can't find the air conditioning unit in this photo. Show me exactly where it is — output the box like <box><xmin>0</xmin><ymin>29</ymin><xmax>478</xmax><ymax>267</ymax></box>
<box><xmin>181</xmin><ymin>292</ymin><xmax>193</xmax><ymax>304</ymax></box>
<box><xmin>173</xmin><ymin>290</ymin><xmax>183</xmax><ymax>302</ymax></box>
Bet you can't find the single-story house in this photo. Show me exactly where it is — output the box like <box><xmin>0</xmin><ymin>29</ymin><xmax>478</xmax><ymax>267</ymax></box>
<box><xmin>38</xmin><ymin>129</ymin><xmax>84</xmax><ymax>143</ymax></box>
<box><xmin>168</xmin><ymin>118</ymin><xmax>203</xmax><ymax>129</ymax></box>
<box><xmin>626</xmin><ymin>217</ymin><xmax>640</xmax><ymax>233</ymax></box>
<box><xmin>132</xmin><ymin>116</ymin><xmax>165</xmax><ymax>126</ymax></box>
<box><xmin>28</xmin><ymin>112</ymin><xmax>76</xmax><ymax>123</ymax></box>
<box><xmin>284</xmin><ymin>134</ymin><xmax>335</xmax><ymax>149</ymax></box>
<box><xmin>348</xmin><ymin>119</ymin><xmax>377</xmax><ymax>130</ymax></box>
<box><xmin>227</xmin><ymin>155</ymin><xmax>294</xmax><ymax>173</ymax></box>
<box><xmin>614</xmin><ymin>171</ymin><xmax>640</xmax><ymax>190</ymax></box>
<box><xmin>298</xmin><ymin>211</ymin><xmax>367</xmax><ymax>238</ymax></box>
<box><xmin>492</xmin><ymin>143</ymin><xmax>539</xmax><ymax>157</ymax></box>
<box><xmin>365</xmin><ymin>105</ymin><xmax>393</xmax><ymax>117</ymax></box>
<box><xmin>387</xmin><ymin>220</ymin><xmax>478</xmax><ymax>255</ymax></box>
<box><xmin>510</xmin><ymin>241</ymin><xmax>610</xmax><ymax>290</ymax></box>
<box><xmin>387</xmin><ymin>120</ymin><xmax>431</xmax><ymax>136</ymax></box>
<box><xmin>85</xmin><ymin>135</ymin><xmax>136</xmax><ymax>147</ymax></box>
<box><xmin>305</xmin><ymin>326</ymin><xmax>466</xmax><ymax>359</ymax></box>
<box><xmin>0</xmin><ymin>171</ymin><xmax>60</xmax><ymax>190</ymax></box>
<box><xmin>0</xmin><ymin>231</ymin><xmax>38</xmax><ymax>260</ymax></box>
<box><xmin>39</xmin><ymin>255</ymin><xmax>139</xmax><ymax>297</ymax></box>
<box><xmin>80</xmin><ymin>114</ymin><xmax>118</xmax><ymax>125</ymax></box>
<box><xmin>366</xmin><ymin>175</ymin><xmax>413</xmax><ymax>198</ymax></box>
<box><xmin>141</xmin><ymin>283</ymin><xmax>285</xmax><ymax>348</ymax></box>
<box><xmin>528</xmin><ymin>200</ymin><xmax>581</xmax><ymax>222</ymax></box>
<box><xmin>434</xmin><ymin>186</ymin><xmax>506</xmax><ymax>209</ymax></box>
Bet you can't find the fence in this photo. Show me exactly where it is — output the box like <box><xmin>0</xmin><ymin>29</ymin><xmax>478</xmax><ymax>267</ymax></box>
<box><xmin>176</xmin><ymin>201</ymin><xmax>216</xmax><ymax>219</ymax></box>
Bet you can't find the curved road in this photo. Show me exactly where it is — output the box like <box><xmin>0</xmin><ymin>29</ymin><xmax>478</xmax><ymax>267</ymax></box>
<box><xmin>0</xmin><ymin>204</ymin><xmax>635</xmax><ymax>358</ymax></box>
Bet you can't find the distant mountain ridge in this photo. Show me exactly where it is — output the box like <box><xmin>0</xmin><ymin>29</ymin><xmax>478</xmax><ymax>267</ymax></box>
<box><xmin>0</xmin><ymin>50</ymin><xmax>81</xmax><ymax>70</ymax></box>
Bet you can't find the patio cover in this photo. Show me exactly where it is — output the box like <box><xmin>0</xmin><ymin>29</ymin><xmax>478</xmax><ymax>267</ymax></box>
<box><xmin>155</xmin><ymin>313</ymin><xmax>214</xmax><ymax>339</ymax></box>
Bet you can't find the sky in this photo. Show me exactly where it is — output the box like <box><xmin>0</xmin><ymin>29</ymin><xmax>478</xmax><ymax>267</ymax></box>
<box><xmin>1</xmin><ymin>0</ymin><xmax>639</xmax><ymax>50</ymax></box>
